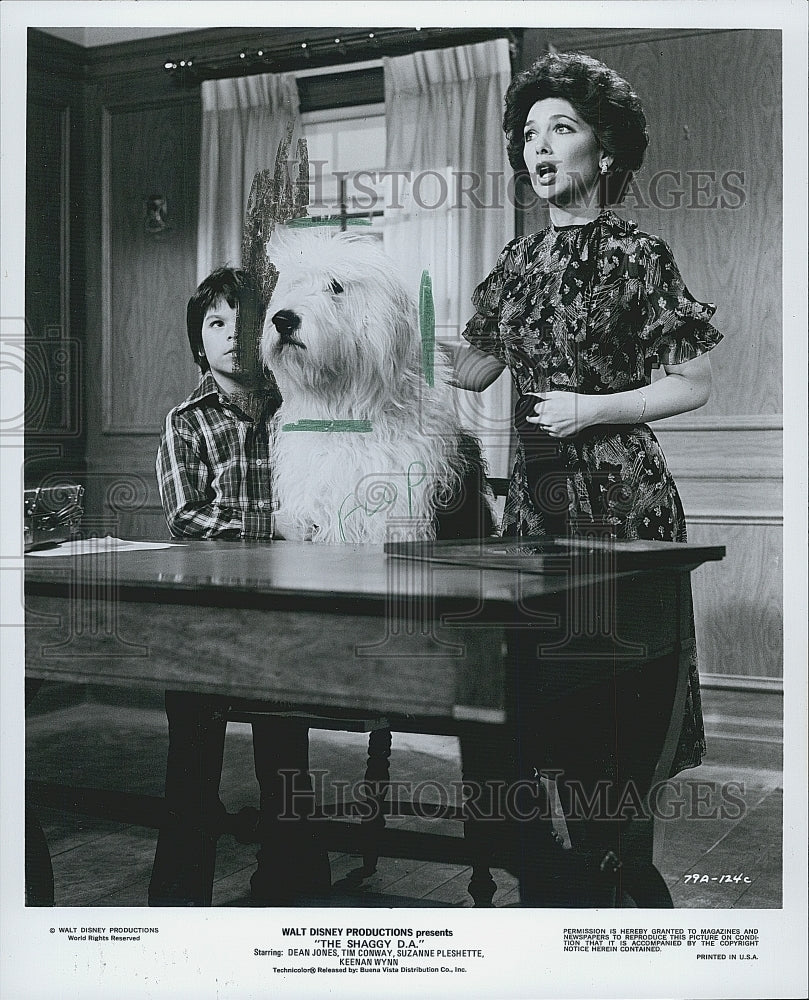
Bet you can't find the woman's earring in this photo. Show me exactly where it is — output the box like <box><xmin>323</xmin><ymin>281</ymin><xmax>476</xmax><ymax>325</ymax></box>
<box><xmin>600</xmin><ymin>161</ymin><xmax>609</xmax><ymax>174</ymax></box>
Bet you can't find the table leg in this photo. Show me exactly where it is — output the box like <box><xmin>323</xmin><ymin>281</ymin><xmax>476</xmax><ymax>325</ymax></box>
<box><xmin>25</xmin><ymin>803</ymin><xmax>55</xmax><ymax>906</ymax></box>
<box><xmin>459</xmin><ymin>728</ymin><xmax>511</xmax><ymax>907</ymax></box>
<box><xmin>360</xmin><ymin>726</ymin><xmax>392</xmax><ymax>875</ymax></box>
<box><xmin>25</xmin><ymin>680</ymin><xmax>54</xmax><ymax>906</ymax></box>
<box><xmin>148</xmin><ymin>692</ymin><xmax>229</xmax><ymax>907</ymax></box>
<box><xmin>249</xmin><ymin>718</ymin><xmax>331</xmax><ymax>904</ymax></box>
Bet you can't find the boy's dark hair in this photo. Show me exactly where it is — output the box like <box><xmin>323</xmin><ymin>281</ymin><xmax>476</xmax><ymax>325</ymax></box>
<box><xmin>503</xmin><ymin>51</ymin><xmax>649</xmax><ymax>205</ymax></box>
<box><xmin>187</xmin><ymin>266</ymin><xmax>266</xmax><ymax>373</ymax></box>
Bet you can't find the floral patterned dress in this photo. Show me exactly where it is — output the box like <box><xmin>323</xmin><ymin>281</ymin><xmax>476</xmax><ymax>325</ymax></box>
<box><xmin>463</xmin><ymin>210</ymin><xmax>723</xmax><ymax>773</ymax></box>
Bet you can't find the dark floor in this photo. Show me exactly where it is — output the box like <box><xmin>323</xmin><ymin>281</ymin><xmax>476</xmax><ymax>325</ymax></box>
<box><xmin>25</xmin><ymin>686</ymin><xmax>782</xmax><ymax>909</ymax></box>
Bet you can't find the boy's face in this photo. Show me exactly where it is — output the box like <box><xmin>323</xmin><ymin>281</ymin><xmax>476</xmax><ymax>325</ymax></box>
<box><xmin>201</xmin><ymin>299</ymin><xmax>239</xmax><ymax>384</ymax></box>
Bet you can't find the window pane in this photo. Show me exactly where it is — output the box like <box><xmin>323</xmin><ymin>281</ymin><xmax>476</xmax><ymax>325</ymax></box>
<box><xmin>302</xmin><ymin>106</ymin><xmax>386</xmax><ymax>219</ymax></box>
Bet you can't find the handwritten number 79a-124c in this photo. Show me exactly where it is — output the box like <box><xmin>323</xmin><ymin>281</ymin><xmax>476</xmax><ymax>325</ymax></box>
<box><xmin>683</xmin><ymin>874</ymin><xmax>752</xmax><ymax>884</ymax></box>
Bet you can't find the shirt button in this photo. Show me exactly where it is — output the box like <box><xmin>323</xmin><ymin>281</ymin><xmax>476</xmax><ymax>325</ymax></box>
<box><xmin>256</xmin><ymin>459</ymin><xmax>263</xmax><ymax>466</ymax></box>
<box><xmin>257</xmin><ymin>501</ymin><xmax>265</xmax><ymax>508</ymax></box>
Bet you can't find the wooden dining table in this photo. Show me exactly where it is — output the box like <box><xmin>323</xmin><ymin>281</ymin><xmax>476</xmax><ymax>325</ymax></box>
<box><xmin>25</xmin><ymin>534</ymin><xmax>724</xmax><ymax>907</ymax></box>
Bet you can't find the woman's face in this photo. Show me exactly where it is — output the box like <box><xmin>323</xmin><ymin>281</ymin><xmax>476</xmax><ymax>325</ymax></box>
<box><xmin>522</xmin><ymin>98</ymin><xmax>605</xmax><ymax>209</ymax></box>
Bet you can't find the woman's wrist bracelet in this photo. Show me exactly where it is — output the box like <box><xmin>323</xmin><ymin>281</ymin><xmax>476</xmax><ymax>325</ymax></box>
<box><xmin>636</xmin><ymin>388</ymin><xmax>647</xmax><ymax>422</ymax></box>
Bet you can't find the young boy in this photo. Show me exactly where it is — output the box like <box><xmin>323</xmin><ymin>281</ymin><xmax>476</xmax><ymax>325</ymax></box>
<box><xmin>149</xmin><ymin>267</ymin><xmax>330</xmax><ymax>905</ymax></box>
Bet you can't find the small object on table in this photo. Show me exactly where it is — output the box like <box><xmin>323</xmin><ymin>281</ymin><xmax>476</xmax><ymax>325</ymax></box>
<box><xmin>24</xmin><ymin>484</ymin><xmax>84</xmax><ymax>552</ymax></box>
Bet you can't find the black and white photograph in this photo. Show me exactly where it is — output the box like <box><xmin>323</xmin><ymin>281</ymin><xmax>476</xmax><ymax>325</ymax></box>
<box><xmin>1</xmin><ymin>1</ymin><xmax>806</xmax><ymax>998</ymax></box>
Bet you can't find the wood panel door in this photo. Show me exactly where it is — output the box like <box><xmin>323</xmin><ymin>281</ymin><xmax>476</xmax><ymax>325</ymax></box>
<box><xmin>82</xmin><ymin>79</ymin><xmax>202</xmax><ymax>540</ymax></box>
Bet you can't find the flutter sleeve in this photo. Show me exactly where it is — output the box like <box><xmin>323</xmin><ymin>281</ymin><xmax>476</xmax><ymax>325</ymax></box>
<box><xmin>461</xmin><ymin>241</ymin><xmax>515</xmax><ymax>365</ymax></box>
<box><xmin>630</xmin><ymin>237</ymin><xmax>723</xmax><ymax>366</ymax></box>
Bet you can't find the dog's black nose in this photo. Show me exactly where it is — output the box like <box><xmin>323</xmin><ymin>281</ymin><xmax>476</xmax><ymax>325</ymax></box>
<box><xmin>272</xmin><ymin>309</ymin><xmax>301</xmax><ymax>337</ymax></box>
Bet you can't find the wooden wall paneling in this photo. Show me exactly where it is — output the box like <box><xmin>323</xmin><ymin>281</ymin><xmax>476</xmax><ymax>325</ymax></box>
<box><xmin>83</xmin><ymin>433</ymin><xmax>167</xmax><ymax>540</ymax></box>
<box><xmin>652</xmin><ymin>421</ymin><xmax>782</xmax><ymax>522</ymax></box>
<box><xmin>652</xmin><ymin>424</ymin><xmax>782</xmax><ymax>482</ymax></box>
<box><xmin>78</xmin><ymin>76</ymin><xmax>107</xmax><ymax>530</ymax></box>
<box><xmin>76</xmin><ymin>469</ymin><xmax>167</xmax><ymax>540</ymax></box>
<box><xmin>25</xmin><ymin>101</ymin><xmax>72</xmax><ymax>438</ymax></box>
<box><xmin>101</xmin><ymin>98</ymin><xmax>201</xmax><ymax>434</ymax></box>
<box><xmin>689</xmin><ymin>521</ymin><xmax>783</xmax><ymax>682</ymax></box>
<box><xmin>25</xmin><ymin>35</ymin><xmax>87</xmax><ymax>488</ymax></box>
<box><xmin>612</xmin><ymin>31</ymin><xmax>781</xmax><ymax>421</ymax></box>
<box><xmin>25</xmin><ymin>102</ymin><xmax>69</xmax><ymax>346</ymax></box>
<box><xmin>672</xmin><ymin>478</ymin><xmax>782</xmax><ymax>523</ymax></box>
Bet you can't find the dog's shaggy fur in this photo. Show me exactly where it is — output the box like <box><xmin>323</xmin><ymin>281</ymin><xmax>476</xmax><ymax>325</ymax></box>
<box><xmin>261</xmin><ymin>229</ymin><xmax>492</xmax><ymax>543</ymax></box>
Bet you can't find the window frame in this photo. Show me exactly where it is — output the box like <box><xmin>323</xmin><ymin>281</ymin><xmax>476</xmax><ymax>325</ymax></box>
<box><xmin>300</xmin><ymin>100</ymin><xmax>387</xmax><ymax>234</ymax></box>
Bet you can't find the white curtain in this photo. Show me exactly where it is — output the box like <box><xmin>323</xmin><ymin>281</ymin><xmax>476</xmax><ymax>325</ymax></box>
<box><xmin>197</xmin><ymin>72</ymin><xmax>301</xmax><ymax>283</ymax></box>
<box><xmin>383</xmin><ymin>39</ymin><xmax>514</xmax><ymax>479</ymax></box>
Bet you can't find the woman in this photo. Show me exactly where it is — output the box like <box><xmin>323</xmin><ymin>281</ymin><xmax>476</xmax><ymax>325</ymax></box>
<box><xmin>454</xmin><ymin>52</ymin><xmax>723</xmax><ymax>901</ymax></box>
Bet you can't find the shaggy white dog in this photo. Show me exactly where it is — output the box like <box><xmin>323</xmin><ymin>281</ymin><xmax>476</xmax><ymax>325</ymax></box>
<box><xmin>261</xmin><ymin>229</ymin><xmax>490</xmax><ymax>544</ymax></box>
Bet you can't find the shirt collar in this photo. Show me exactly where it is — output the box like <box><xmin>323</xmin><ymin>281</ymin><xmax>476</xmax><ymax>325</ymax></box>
<box><xmin>176</xmin><ymin>371</ymin><xmax>282</xmax><ymax>419</ymax></box>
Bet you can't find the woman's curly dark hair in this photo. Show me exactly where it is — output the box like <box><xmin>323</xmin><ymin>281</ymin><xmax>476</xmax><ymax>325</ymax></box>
<box><xmin>504</xmin><ymin>51</ymin><xmax>648</xmax><ymax>205</ymax></box>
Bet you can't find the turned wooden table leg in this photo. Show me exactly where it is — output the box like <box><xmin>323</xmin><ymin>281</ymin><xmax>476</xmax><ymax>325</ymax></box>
<box><xmin>361</xmin><ymin>726</ymin><xmax>392</xmax><ymax>875</ymax></box>
<box><xmin>459</xmin><ymin>729</ymin><xmax>509</xmax><ymax>907</ymax></box>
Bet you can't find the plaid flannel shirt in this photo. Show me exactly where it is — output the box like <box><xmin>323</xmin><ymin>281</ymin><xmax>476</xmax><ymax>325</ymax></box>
<box><xmin>156</xmin><ymin>372</ymin><xmax>281</xmax><ymax>540</ymax></box>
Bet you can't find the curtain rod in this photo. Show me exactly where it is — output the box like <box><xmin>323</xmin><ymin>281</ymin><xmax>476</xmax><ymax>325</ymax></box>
<box><xmin>163</xmin><ymin>27</ymin><xmax>519</xmax><ymax>86</ymax></box>
<box><xmin>294</xmin><ymin>57</ymin><xmax>383</xmax><ymax>80</ymax></box>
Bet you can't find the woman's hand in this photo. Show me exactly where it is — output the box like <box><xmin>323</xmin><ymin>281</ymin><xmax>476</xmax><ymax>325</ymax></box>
<box><xmin>525</xmin><ymin>354</ymin><xmax>713</xmax><ymax>436</ymax></box>
<box><xmin>525</xmin><ymin>391</ymin><xmax>602</xmax><ymax>438</ymax></box>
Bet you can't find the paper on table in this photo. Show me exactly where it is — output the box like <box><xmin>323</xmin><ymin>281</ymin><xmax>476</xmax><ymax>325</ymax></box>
<box><xmin>27</xmin><ymin>537</ymin><xmax>177</xmax><ymax>557</ymax></box>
